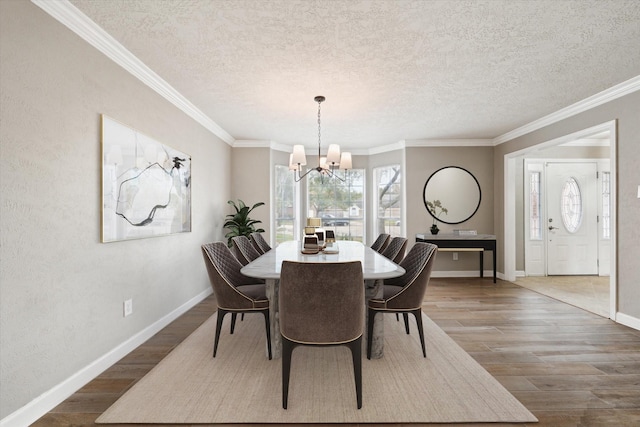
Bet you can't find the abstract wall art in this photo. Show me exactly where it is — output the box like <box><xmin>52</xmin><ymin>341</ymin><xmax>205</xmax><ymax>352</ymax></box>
<box><xmin>101</xmin><ymin>115</ymin><xmax>191</xmax><ymax>242</ymax></box>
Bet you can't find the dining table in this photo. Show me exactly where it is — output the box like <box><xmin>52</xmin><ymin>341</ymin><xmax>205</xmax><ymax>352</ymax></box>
<box><xmin>241</xmin><ymin>240</ymin><xmax>406</xmax><ymax>359</ymax></box>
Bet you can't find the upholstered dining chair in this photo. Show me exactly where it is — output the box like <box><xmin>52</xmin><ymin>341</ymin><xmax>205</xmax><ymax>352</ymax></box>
<box><xmin>231</xmin><ymin>235</ymin><xmax>262</xmax><ymax>266</ymax></box>
<box><xmin>279</xmin><ymin>260</ymin><xmax>365</xmax><ymax>409</ymax></box>
<box><xmin>250</xmin><ymin>232</ymin><xmax>271</xmax><ymax>254</ymax></box>
<box><xmin>370</xmin><ymin>233</ymin><xmax>391</xmax><ymax>253</ymax></box>
<box><xmin>367</xmin><ymin>242</ymin><xmax>437</xmax><ymax>359</ymax></box>
<box><xmin>201</xmin><ymin>242</ymin><xmax>272</xmax><ymax>360</ymax></box>
<box><xmin>380</xmin><ymin>237</ymin><xmax>408</xmax><ymax>264</ymax></box>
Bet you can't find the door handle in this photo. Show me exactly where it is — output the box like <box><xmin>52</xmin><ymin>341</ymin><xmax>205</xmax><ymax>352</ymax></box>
<box><xmin>548</xmin><ymin>226</ymin><xmax>559</xmax><ymax>231</ymax></box>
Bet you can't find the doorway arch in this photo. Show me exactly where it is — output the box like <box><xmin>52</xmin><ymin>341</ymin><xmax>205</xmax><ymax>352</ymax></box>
<box><xmin>503</xmin><ymin>120</ymin><xmax>617</xmax><ymax>320</ymax></box>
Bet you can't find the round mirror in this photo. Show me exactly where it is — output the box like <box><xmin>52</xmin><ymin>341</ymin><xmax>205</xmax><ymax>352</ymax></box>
<box><xmin>423</xmin><ymin>166</ymin><xmax>481</xmax><ymax>225</ymax></box>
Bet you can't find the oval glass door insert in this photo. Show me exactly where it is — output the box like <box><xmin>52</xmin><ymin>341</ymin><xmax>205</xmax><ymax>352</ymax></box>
<box><xmin>561</xmin><ymin>177</ymin><xmax>583</xmax><ymax>233</ymax></box>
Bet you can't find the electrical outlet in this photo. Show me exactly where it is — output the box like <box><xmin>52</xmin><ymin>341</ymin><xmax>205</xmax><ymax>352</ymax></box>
<box><xmin>123</xmin><ymin>299</ymin><xmax>133</xmax><ymax>317</ymax></box>
<box><xmin>453</xmin><ymin>252</ymin><xmax>458</xmax><ymax>261</ymax></box>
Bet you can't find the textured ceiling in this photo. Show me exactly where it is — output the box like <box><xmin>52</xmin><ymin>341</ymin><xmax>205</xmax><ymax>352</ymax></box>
<box><xmin>69</xmin><ymin>0</ymin><xmax>640</xmax><ymax>150</ymax></box>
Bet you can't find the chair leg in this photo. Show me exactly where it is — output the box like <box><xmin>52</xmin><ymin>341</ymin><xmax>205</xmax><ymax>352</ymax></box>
<box><xmin>403</xmin><ymin>312</ymin><xmax>410</xmax><ymax>334</ymax></box>
<box><xmin>412</xmin><ymin>309</ymin><xmax>427</xmax><ymax>357</ymax></box>
<box><xmin>230</xmin><ymin>312</ymin><xmax>237</xmax><ymax>334</ymax></box>
<box><xmin>262</xmin><ymin>309</ymin><xmax>272</xmax><ymax>360</ymax></box>
<box><xmin>367</xmin><ymin>308</ymin><xmax>378</xmax><ymax>360</ymax></box>
<box><xmin>282</xmin><ymin>337</ymin><xmax>296</xmax><ymax>409</ymax></box>
<box><xmin>347</xmin><ymin>337</ymin><xmax>363</xmax><ymax>409</ymax></box>
<box><xmin>213</xmin><ymin>309</ymin><xmax>228</xmax><ymax>358</ymax></box>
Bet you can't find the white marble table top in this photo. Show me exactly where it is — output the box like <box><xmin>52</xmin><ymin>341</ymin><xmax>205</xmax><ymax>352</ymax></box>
<box><xmin>241</xmin><ymin>240</ymin><xmax>405</xmax><ymax>280</ymax></box>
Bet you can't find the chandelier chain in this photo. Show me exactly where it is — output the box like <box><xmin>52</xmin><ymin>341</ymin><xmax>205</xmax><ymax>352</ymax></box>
<box><xmin>317</xmin><ymin>99</ymin><xmax>321</xmax><ymax>150</ymax></box>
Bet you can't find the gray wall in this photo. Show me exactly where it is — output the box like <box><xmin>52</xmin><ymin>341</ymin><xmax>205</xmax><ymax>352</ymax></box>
<box><xmin>494</xmin><ymin>90</ymin><xmax>640</xmax><ymax>319</ymax></box>
<box><xmin>230</xmin><ymin>147</ymin><xmax>272</xmax><ymax>243</ymax></box>
<box><xmin>405</xmin><ymin>146</ymin><xmax>495</xmax><ymax>272</ymax></box>
<box><xmin>0</xmin><ymin>1</ymin><xmax>230</xmax><ymax>418</ymax></box>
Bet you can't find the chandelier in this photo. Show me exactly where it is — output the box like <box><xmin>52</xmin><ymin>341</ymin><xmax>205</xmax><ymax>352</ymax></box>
<box><xmin>289</xmin><ymin>96</ymin><xmax>352</xmax><ymax>182</ymax></box>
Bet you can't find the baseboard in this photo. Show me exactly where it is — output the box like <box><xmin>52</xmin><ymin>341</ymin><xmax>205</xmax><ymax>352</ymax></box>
<box><xmin>515</xmin><ymin>270</ymin><xmax>526</xmax><ymax>277</ymax></box>
<box><xmin>431</xmin><ymin>270</ymin><xmax>495</xmax><ymax>279</ymax></box>
<box><xmin>615</xmin><ymin>312</ymin><xmax>640</xmax><ymax>331</ymax></box>
<box><xmin>0</xmin><ymin>288</ymin><xmax>213</xmax><ymax>427</ymax></box>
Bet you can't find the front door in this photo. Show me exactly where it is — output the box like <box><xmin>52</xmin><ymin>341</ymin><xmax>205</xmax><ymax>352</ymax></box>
<box><xmin>546</xmin><ymin>162</ymin><xmax>598</xmax><ymax>275</ymax></box>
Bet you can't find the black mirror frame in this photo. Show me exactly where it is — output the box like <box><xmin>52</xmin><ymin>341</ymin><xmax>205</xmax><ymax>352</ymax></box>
<box><xmin>422</xmin><ymin>166</ymin><xmax>482</xmax><ymax>225</ymax></box>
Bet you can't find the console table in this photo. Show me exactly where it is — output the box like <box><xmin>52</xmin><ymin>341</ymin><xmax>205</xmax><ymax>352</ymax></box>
<box><xmin>415</xmin><ymin>234</ymin><xmax>497</xmax><ymax>283</ymax></box>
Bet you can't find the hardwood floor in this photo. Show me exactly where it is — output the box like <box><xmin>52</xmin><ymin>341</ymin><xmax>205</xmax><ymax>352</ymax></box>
<box><xmin>32</xmin><ymin>278</ymin><xmax>640</xmax><ymax>426</ymax></box>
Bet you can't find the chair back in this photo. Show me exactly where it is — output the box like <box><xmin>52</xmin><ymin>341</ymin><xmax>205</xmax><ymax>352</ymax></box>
<box><xmin>279</xmin><ymin>261</ymin><xmax>364</xmax><ymax>344</ymax></box>
<box><xmin>383</xmin><ymin>242</ymin><xmax>437</xmax><ymax>310</ymax></box>
<box><xmin>370</xmin><ymin>233</ymin><xmax>391</xmax><ymax>253</ymax></box>
<box><xmin>380</xmin><ymin>237</ymin><xmax>408</xmax><ymax>264</ymax></box>
<box><xmin>201</xmin><ymin>242</ymin><xmax>264</xmax><ymax>310</ymax></box>
<box><xmin>250</xmin><ymin>232</ymin><xmax>271</xmax><ymax>254</ymax></box>
<box><xmin>231</xmin><ymin>235</ymin><xmax>262</xmax><ymax>265</ymax></box>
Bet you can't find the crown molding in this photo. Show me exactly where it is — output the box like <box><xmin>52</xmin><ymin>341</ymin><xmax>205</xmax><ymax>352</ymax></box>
<box><xmin>404</xmin><ymin>139</ymin><xmax>494</xmax><ymax>147</ymax></box>
<box><xmin>31</xmin><ymin>0</ymin><xmax>235</xmax><ymax>146</ymax></box>
<box><xmin>233</xmin><ymin>140</ymin><xmax>273</xmax><ymax>148</ymax></box>
<box><xmin>367</xmin><ymin>141</ymin><xmax>406</xmax><ymax>155</ymax></box>
<box><xmin>493</xmin><ymin>75</ymin><xmax>640</xmax><ymax>146</ymax></box>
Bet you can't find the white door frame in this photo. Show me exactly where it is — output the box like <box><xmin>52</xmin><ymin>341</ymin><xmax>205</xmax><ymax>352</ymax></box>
<box><xmin>503</xmin><ymin>120</ymin><xmax>617</xmax><ymax>320</ymax></box>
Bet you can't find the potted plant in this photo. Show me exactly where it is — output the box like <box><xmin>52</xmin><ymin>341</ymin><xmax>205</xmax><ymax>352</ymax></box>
<box><xmin>223</xmin><ymin>199</ymin><xmax>265</xmax><ymax>247</ymax></box>
<box><xmin>426</xmin><ymin>200</ymin><xmax>448</xmax><ymax>235</ymax></box>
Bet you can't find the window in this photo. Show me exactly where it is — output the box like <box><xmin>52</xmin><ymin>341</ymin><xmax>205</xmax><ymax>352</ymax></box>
<box><xmin>602</xmin><ymin>171</ymin><xmax>611</xmax><ymax>239</ymax></box>
<box><xmin>373</xmin><ymin>165</ymin><xmax>402</xmax><ymax>238</ymax></box>
<box><xmin>529</xmin><ymin>171</ymin><xmax>542</xmax><ymax>240</ymax></box>
<box><xmin>274</xmin><ymin>165</ymin><xmax>297</xmax><ymax>244</ymax></box>
<box><xmin>561</xmin><ymin>177</ymin><xmax>583</xmax><ymax>233</ymax></box>
<box><xmin>306</xmin><ymin>170</ymin><xmax>365</xmax><ymax>242</ymax></box>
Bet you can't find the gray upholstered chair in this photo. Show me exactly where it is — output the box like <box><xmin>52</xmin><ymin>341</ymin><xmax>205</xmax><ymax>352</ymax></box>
<box><xmin>279</xmin><ymin>260</ymin><xmax>364</xmax><ymax>409</ymax></box>
<box><xmin>231</xmin><ymin>235</ymin><xmax>262</xmax><ymax>266</ymax></box>
<box><xmin>370</xmin><ymin>233</ymin><xmax>391</xmax><ymax>253</ymax></box>
<box><xmin>250</xmin><ymin>232</ymin><xmax>271</xmax><ymax>254</ymax></box>
<box><xmin>201</xmin><ymin>242</ymin><xmax>272</xmax><ymax>359</ymax></box>
<box><xmin>380</xmin><ymin>236</ymin><xmax>408</xmax><ymax>264</ymax></box>
<box><xmin>367</xmin><ymin>242</ymin><xmax>437</xmax><ymax>359</ymax></box>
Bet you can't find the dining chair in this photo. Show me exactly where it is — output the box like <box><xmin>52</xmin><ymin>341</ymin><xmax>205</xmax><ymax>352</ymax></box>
<box><xmin>250</xmin><ymin>232</ymin><xmax>271</xmax><ymax>254</ymax></box>
<box><xmin>370</xmin><ymin>233</ymin><xmax>391</xmax><ymax>253</ymax></box>
<box><xmin>201</xmin><ymin>242</ymin><xmax>272</xmax><ymax>360</ymax></box>
<box><xmin>367</xmin><ymin>242</ymin><xmax>437</xmax><ymax>359</ymax></box>
<box><xmin>231</xmin><ymin>235</ymin><xmax>262</xmax><ymax>266</ymax></box>
<box><xmin>380</xmin><ymin>236</ymin><xmax>408</xmax><ymax>264</ymax></box>
<box><xmin>279</xmin><ymin>260</ymin><xmax>365</xmax><ymax>409</ymax></box>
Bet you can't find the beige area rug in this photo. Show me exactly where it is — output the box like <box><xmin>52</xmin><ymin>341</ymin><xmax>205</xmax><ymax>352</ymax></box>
<box><xmin>97</xmin><ymin>312</ymin><xmax>537</xmax><ymax>424</ymax></box>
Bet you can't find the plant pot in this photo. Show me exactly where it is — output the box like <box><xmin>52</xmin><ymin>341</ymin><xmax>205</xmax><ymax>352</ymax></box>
<box><xmin>430</xmin><ymin>226</ymin><xmax>439</xmax><ymax>235</ymax></box>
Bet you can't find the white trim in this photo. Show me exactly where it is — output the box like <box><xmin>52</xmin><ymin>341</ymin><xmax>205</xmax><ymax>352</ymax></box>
<box><xmin>616</xmin><ymin>313</ymin><xmax>640</xmax><ymax>331</ymax></box>
<box><xmin>368</xmin><ymin>141</ymin><xmax>406</xmax><ymax>155</ymax></box>
<box><xmin>494</xmin><ymin>76</ymin><xmax>640</xmax><ymax>145</ymax></box>
<box><xmin>233</xmin><ymin>140</ymin><xmax>273</xmax><ymax>148</ymax></box>
<box><xmin>405</xmin><ymin>139</ymin><xmax>494</xmax><ymax>147</ymax></box>
<box><xmin>0</xmin><ymin>288</ymin><xmax>212</xmax><ymax>427</ymax></box>
<box><xmin>31</xmin><ymin>0</ymin><xmax>234</xmax><ymax>146</ymax></box>
<box><xmin>515</xmin><ymin>270</ymin><xmax>526</xmax><ymax>278</ymax></box>
<box><xmin>560</xmin><ymin>138</ymin><xmax>610</xmax><ymax>147</ymax></box>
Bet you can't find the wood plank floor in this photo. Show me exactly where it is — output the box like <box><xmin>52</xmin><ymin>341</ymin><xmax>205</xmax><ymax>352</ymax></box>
<box><xmin>32</xmin><ymin>278</ymin><xmax>640</xmax><ymax>426</ymax></box>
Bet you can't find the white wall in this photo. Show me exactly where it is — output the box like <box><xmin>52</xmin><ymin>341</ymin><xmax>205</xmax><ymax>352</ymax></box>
<box><xmin>0</xmin><ymin>1</ymin><xmax>230</xmax><ymax>419</ymax></box>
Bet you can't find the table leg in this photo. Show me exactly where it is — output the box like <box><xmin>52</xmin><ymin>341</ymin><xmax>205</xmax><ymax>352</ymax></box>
<box><xmin>365</xmin><ymin>279</ymin><xmax>384</xmax><ymax>359</ymax></box>
<box><xmin>480</xmin><ymin>251</ymin><xmax>484</xmax><ymax>278</ymax></box>
<box><xmin>265</xmin><ymin>279</ymin><xmax>281</xmax><ymax>359</ymax></box>
<box><xmin>493</xmin><ymin>249</ymin><xmax>497</xmax><ymax>283</ymax></box>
